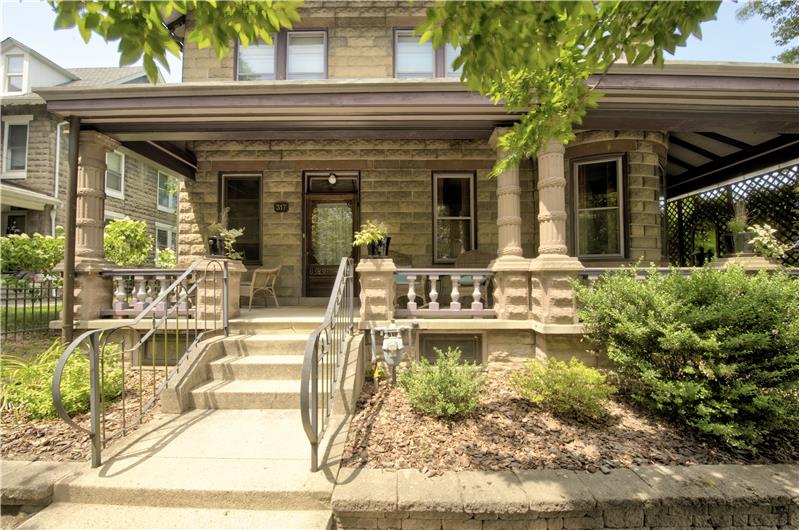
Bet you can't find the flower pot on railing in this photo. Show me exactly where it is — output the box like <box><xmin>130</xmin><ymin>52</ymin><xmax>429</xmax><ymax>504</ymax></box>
<box><xmin>207</xmin><ymin>236</ymin><xmax>226</xmax><ymax>257</ymax></box>
<box><xmin>722</xmin><ymin>231</ymin><xmax>754</xmax><ymax>256</ymax></box>
<box><xmin>367</xmin><ymin>236</ymin><xmax>391</xmax><ymax>258</ymax></box>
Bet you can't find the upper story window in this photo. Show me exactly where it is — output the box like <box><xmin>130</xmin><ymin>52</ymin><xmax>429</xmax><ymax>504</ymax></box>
<box><xmin>573</xmin><ymin>157</ymin><xmax>625</xmax><ymax>258</ymax></box>
<box><xmin>5</xmin><ymin>55</ymin><xmax>24</xmax><ymax>93</ymax></box>
<box><xmin>105</xmin><ymin>151</ymin><xmax>125</xmax><ymax>199</ymax></box>
<box><xmin>394</xmin><ymin>29</ymin><xmax>462</xmax><ymax>79</ymax></box>
<box><xmin>395</xmin><ymin>29</ymin><xmax>434</xmax><ymax>78</ymax></box>
<box><xmin>433</xmin><ymin>172</ymin><xmax>476</xmax><ymax>263</ymax></box>
<box><xmin>237</xmin><ymin>30</ymin><xmax>327</xmax><ymax>81</ymax></box>
<box><xmin>157</xmin><ymin>171</ymin><xmax>178</xmax><ymax>212</ymax></box>
<box><xmin>445</xmin><ymin>44</ymin><xmax>463</xmax><ymax>77</ymax></box>
<box><xmin>2</xmin><ymin>115</ymin><xmax>32</xmax><ymax>179</ymax></box>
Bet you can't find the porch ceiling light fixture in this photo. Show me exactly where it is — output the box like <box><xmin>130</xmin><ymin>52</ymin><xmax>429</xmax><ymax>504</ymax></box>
<box><xmin>328</xmin><ymin>173</ymin><xmax>337</xmax><ymax>185</ymax></box>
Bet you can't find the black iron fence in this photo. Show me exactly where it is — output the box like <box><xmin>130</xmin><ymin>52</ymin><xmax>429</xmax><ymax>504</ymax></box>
<box><xmin>666</xmin><ymin>164</ymin><xmax>799</xmax><ymax>267</ymax></box>
<box><xmin>0</xmin><ymin>274</ymin><xmax>63</xmax><ymax>340</ymax></box>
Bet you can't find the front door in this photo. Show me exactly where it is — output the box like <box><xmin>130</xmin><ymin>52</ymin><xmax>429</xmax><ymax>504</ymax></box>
<box><xmin>304</xmin><ymin>173</ymin><xmax>359</xmax><ymax>297</ymax></box>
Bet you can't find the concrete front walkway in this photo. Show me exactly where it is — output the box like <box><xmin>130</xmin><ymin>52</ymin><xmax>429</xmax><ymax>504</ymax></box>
<box><xmin>18</xmin><ymin>410</ymin><xmax>336</xmax><ymax>529</ymax></box>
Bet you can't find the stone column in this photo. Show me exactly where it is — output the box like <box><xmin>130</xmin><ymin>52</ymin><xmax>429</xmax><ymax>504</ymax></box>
<box><xmin>488</xmin><ymin>128</ymin><xmax>530</xmax><ymax>319</ymax></box>
<box><xmin>70</xmin><ymin>132</ymin><xmax>120</xmax><ymax>321</ymax></box>
<box><xmin>529</xmin><ymin>138</ymin><xmax>584</xmax><ymax>325</ymax></box>
<box><xmin>194</xmin><ymin>258</ymin><xmax>247</xmax><ymax>321</ymax></box>
<box><xmin>356</xmin><ymin>258</ymin><xmax>396</xmax><ymax>323</ymax></box>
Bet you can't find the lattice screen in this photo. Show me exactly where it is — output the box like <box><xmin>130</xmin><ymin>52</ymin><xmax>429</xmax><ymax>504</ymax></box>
<box><xmin>666</xmin><ymin>164</ymin><xmax>799</xmax><ymax>266</ymax></box>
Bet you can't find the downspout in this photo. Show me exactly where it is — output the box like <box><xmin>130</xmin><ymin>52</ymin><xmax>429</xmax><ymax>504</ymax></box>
<box><xmin>53</xmin><ymin>121</ymin><xmax>68</xmax><ymax>236</ymax></box>
<box><xmin>61</xmin><ymin>116</ymin><xmax>80</xmax><ymax>343</ymax></box>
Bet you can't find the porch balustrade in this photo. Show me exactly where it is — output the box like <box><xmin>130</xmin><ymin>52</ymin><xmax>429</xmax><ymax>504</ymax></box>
<box><xmin>394</xmin><ymin>268</ymin><xmax>496</xmax><ymax>318</ymax></box>
<box><xmin>100</xmin><ymin>269</ymin><xmax>193</xmax><ymax>318</ymax></box>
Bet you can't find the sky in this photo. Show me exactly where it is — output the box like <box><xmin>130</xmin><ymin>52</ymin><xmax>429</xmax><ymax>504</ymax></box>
<box><xmin>0</xmin><ymin>0</ymin><xmax>788</xmax><ymax>85</ymax></box>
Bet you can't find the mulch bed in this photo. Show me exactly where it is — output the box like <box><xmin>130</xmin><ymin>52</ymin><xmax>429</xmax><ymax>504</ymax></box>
<box><xmin>1</xmin><ymin>366</ymin><xmax>167</xmax><ymax>462</ymax></box>
<box><xmin>341</xmin><ymin>371</ymin><xmax>798</xmax><ymax>474</ymax></box>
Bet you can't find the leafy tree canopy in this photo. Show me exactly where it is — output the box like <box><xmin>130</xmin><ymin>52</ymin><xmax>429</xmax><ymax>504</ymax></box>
<box><xmin>737</xmin><ymin>0</ymin><xmax>799</xmax><ymax>63</ymax></box>
<box><xmin>419</xmin><ymin>1</ymin><xmax>720</xmax><ymax>175</ymax></box>
<box><xmin>48</xmin><ymin>0</ymin><xmax>302</xmax><ymax>82</ymax></box>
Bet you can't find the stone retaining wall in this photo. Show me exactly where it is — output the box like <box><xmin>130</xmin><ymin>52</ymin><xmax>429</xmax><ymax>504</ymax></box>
<box><xmin>332</xmin><ymin>464</ymin><xmax>798</xmax><ymax>530</ymax></box>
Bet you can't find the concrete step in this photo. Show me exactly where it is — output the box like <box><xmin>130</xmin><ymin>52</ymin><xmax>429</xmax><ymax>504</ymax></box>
<box><xmin>190</xmin><ymin>379</ymin><xmax>305</xmax><ymax>409</ymax></box>
<box><xmin>51</xmin><ymin>410</ymin><xmax>333</xmax><ymax>511</ymax></box>
<box><xmin>19</xmin><ymin>504</ymin><xmax>333</xmax><ymax>530</ymax></box>
<box><xmin>222</xmin><ymin>334</ymin><xmax>311</xmax><ymax>357</ymax></box>
<box><xmin>209</xmin><ymin>355</ymin><xmax>304</xmax><ymax>380</ymax></box>
<box><xmin>229</xmin><ymin>319</ymin><xmax>322</xmax><ymax>336</ymax></box>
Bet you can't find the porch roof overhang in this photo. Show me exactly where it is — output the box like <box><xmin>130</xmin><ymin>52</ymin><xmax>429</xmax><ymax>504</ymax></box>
<box><xmin>0</xmin><ymin>183</ymin><xmax>61</xmax><ymax>211</ymax></box>
<box><xmin>35</xmin><ymin>61</ymin><xmax>798</xmax><ymax>193</ymax></box>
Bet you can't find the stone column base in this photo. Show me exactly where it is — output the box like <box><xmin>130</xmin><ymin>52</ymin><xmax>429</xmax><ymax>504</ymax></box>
<box><xmin>534</xmin><ymin>332</ymin><xmax>605</xmax><ymax>367</ymax></box>
<box><xmin>356</xmin><ymin>258</ymin><xmax>396</xmax><ymax>323</ymax></box>
<box><xmin>61</xmin><ymin>258</ymin><xmax>113</xmax><ymax>322</ymax></box>
<box><xmin>529</xmin><ymin>254</ymin><xmax>584</xmax><ymax>325</ymax></box>
<box><xmin>490</xmin><ymin>256</ymin><xmax>531</xmax><ymax>320</ymax></box>
<box><xmin>194</xmin><ymin>259</ymin><xmax>246</xmax><ymax>321</ymax></box>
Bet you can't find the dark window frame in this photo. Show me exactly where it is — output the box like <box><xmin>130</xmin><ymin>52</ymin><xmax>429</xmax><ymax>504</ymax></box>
<box><xmin>431</xmin><ymin>170</ymin><xmax>478</xmax><ymax>265</ymax></box>
<box><xmin>235</xmin><ymin>29</ymin><xmax>328</xmax><ymax>81</ymax></box>
<box><xmin>219</xmin><ymin>172</ymin><xmax>263</xmax><ymax>265</ymax></box>
<box><xmin>568</xmin><ymin>153</ymin><xmax>629</xmax><ymax>260</ymax></box>
<box><xmin>393</xmin><ymin>28</ymin><xmax>460</xmax><ymax>79</ymax></box>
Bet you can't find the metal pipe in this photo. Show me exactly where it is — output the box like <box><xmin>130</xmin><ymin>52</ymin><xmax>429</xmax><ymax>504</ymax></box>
<box><xmin>222</xmin><ymin>260</ymin><xmax>229</xmax><ymax>336</ymax></box>
<box><xmin>89</xmin><ymin>333</ymin><xmax>102</xmax><ymax>467</ymax></box>
<box><xmin>61</xmin><ymin>116</ymin><xmax>80</xmax><ymax>343</ymax></box>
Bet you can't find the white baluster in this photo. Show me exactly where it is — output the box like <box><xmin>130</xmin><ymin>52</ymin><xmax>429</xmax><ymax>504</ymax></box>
<box><xmin>406</xmin><ymin>275</ymin><xmax>418</xmax><ymax>312</ymax></box>
<box><xmin>112</xmin><ymin>275</ymin><xmax>128</xmax><ymax>315</ymax></box>
<box><xmin>472</xmin><ymin>275</ymin><xmax>484</xmax><ymax>311</ymax></box>
<box><xmin>145</xmin><ymin>278</ymin><xmax>155</xmax><ymax>304</ymax></box>
<box><xmin>449</xmin><ymin>274</ymin><xmax>461</xmax><ymax>311</ymax></box>
<box><xmin>133</xmin><ymin>275</ymin><xmax>147</xmax><ymax>311</ymax></box>
<box><xmin>179</xmin><ymin>277</ymin><xmax>192</xmax><ymax>313</ymax></box>
<box><xmin>156</xmin><ymin>274</ymin><xmax>168</xmax><ymax>314</ymax></box>
<box><xmin>428</xmin><ymin>275</ymin><xmax>439</xmax><ymax>311</ymax></box>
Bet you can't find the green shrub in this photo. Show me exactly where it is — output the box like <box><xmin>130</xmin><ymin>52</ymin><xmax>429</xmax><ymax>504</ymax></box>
<box><xmin>0</xmin><ymin>228</ymin><xmax>64</xmax><ymax>273</ymax></box>
<box><xmin>155</xmin><ymin>248</ymin><xmax>177</xmax><ymax>269</ymax></box>
<box><xmin>104</xmin><ymin>218</ymin><xmax>153</xmax><ymax>267</ymax></box>
<box><xmin>575</xmin><ymin>266</ymin><xmax>799</xmax><ymax>450</ymax></box>
<box><xmin>399</xmin><ymin>347</ymin><xmax>485</xmax><ymax>419</ymax></box>
<box><xmin>511</xmin><ymin>357</ymin><xmax>617</xmax><ymax>420</ymax></box>
<box><xmin>0</xmin><ymin>339</ymin><xmax>123</xmax><ymax>419</ymax></box>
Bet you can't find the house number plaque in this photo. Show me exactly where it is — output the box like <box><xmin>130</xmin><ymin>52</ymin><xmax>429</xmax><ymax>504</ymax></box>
<box><xmin>273</xmin><ymin>202</ymin><xmax>289</xmax><ymax>213</ymax></box>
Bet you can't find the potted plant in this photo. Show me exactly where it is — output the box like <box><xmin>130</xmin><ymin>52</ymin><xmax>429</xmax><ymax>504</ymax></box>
<box><xmin>207</xmin><ymin>207</ymin><xmax>246</xmax><ymax>259</ymax></box>
<box><xmin>692</xmin><ymin>221</ymin><xmax>717</xmax><ymax>266</ymax></box>
<box><xmin>722</xmin><ymin>202</ymin><xmax>754</xmax><ymax>255</ymax></box>
<box><xmin>353</xmin><ymin>220</ymin><xmax>391</xmax><ymax>257</ymax></box>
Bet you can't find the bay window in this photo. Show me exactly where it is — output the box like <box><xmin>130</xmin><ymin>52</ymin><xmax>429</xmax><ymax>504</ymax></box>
<box><xmin>573</xmin><ymin>157</ymin><xmax>625</xmax><ymax>258</ymax></box>
<box><xmin>433</xmin><ymin>172</ymin><xmax>476</xmax><ymax>263</ymax></box>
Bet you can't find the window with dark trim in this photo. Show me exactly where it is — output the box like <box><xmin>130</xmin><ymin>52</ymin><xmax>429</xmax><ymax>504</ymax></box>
<box><xmin>237</xmin><ymin>30</ymin><xmax>327</xmax><ymax>81</ymax></box>
<box><xmin>394</xmin><ymin>29</ymin><xmax>462</xmax><ymax>79</ymax></box>
<box><xmin>572</xmin><ymin>157</ymin><xmax>625</xmax><ymax>258</ymax></box>
<box><xmin>222</xmin><ymin>174</ymin><xmax>262</xmax><ymax>264</ymax></box>
<box><xmin>433</xmin><ymin>172</ymin><xmax>476</xmax><ymax>263</ymax></box>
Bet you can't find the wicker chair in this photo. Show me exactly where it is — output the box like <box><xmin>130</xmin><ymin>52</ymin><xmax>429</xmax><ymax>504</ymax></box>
<box><xmin>248</xmin><ymin>266</ymin><xmax>281</xmax><ymax>309</ymax></box>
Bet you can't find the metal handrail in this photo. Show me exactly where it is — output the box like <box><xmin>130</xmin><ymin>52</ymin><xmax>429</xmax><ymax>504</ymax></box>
<box><xmin>300</xmin><ymin>257</ymin><xmax>354</xmax><ymax>472</ymax></box>
<box><xmin>51</xmin><ymin>259</ymin><xmax>230</xmax><ymax>467</ymax></box>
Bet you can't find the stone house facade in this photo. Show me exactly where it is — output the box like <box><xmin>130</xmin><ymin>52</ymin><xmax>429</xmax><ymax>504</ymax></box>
<box><xmin>0</xmin><ymin>38</ymin><xmax>178</xmax><ymax>258</ymax></box>
<box><xmin>34</xmin><ymin>3</ymin><xmax>797</xmax><ymax>362</ymax></box>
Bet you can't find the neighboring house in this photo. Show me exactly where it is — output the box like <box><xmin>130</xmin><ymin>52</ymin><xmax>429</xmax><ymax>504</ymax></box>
<box><xmin>33</xmin><ymin>3</ymin><xmax>797</xmax><ymax>327</ymax></box>
<box><xmin>0</xmin><ymin>37</ymin><xmax>178</xmax><ymax>257</ymax></box>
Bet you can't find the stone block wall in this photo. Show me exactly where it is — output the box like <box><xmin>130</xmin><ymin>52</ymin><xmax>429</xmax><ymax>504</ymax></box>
<box><xmin>565</xmin><ymin>130</ymin><xmax>668</xmax><ymax>266</ymax></box>
<box><xmin>181</xmin><ymin>1</ymin><xmax>432</xmax><ymax>81</ymax></box>
<box><xmin>332</xmin><ymin>464</ymin><xmax>799</xmax><ymax>530</ymax></box>
<box><xmin>179</xmin><ymin>138</ymin><xmax>537</xmax><ymax>300</ymax></box>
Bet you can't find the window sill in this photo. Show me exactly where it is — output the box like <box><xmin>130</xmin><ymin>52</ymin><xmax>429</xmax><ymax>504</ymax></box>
<box><xmin>1</xmin><ymin>172</ymin><xmax>26</xmax><ymax>180</ymax></box>
<box><xmin>157</xmin><ymin>205</ymin><xmax>177</xmax><ymax>214</ymax></box>
<box><xmin>106</xmin><ymin>189</ymin><xmax>124</xmax><ymax>200</ymax></box>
